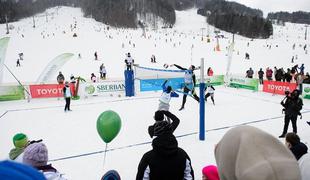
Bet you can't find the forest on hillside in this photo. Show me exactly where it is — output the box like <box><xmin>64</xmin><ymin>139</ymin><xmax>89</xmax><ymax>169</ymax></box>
<box><xmin>1</xmin><ymin>0</ymin><xmax>273</xmax><ymax>38</ymax></box>
<box><xmin>268</xmin><ymin>11</ymin><xmax>310</xmax><ymax>25</ymax></box>
<box><xmin>198</xmin><ymin>0</ymin><xmax>273</xmax><ymax>39</ymax></box>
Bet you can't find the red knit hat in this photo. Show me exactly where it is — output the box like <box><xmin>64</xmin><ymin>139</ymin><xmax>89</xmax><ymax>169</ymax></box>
<box><xmin>202</xmin><ymin>165</ymin><xmax>220</xmax><ymax>180</ymax></box>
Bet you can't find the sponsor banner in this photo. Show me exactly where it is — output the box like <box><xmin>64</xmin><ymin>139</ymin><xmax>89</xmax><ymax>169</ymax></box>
<box><xmin>30</xmin><ymin>84</ymin><xmax>68</xmax><ymax>98</ymax></box>
<box><xmin>0</xmin><ymin>37</ymin><xmax>10</xmax><ymax>83</ymax></box>
<box><xmin>229</xmin><ymin>76</ymin><xmax>259</xmax><ymax>91</ymax></box>
<box><xmin>302</xmin><ymin>84</ymin><xmax>310</xmax><ymax>99</ymax></box>
<box><xmin>196</xmin><ymin>75</ymin><xmax>225</xmax><ymax>86</ymax></box>
<box><xmin>139</xmin><ymin>78</ymin><xmax>184</xmax><ymax>92</ymax></box>
<box><xmin>262</xmin><ymin>80</ymin><xmax>297</xmax><ymax>95</ymax></box>
<box><xmin>0</xmin><ymin>85</ymin><xmax>25</xmax><ymax>101</ymax></box>
<box><xmin>79</xmin><ymin>81</ymin><xmax>125</xmax><ymax>96</ymax></box>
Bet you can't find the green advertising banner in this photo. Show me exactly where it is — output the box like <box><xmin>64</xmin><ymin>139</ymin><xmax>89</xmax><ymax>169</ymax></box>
<box><xmin>229</xmin><ymin>76</ymin><xmax>259</xmax><ymax>91</ymax></box>
<box><xmin>0</xmin><ymin>86</ymin><xmax>25</xmax><ymax>101</ymax></box>
<box><xmin>302</xmin><ymin>84</ymin><xmax>310</xmax><ymax>99</ymax></box>
<box><xmin>196</xmin><ymin>75</ymin><xmax>225</xmax><ymax>86</ymax></box>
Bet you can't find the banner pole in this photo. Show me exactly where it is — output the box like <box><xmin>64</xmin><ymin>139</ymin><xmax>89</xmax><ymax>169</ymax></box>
<box><xmin>3</xmin><ymin>63</ymin><xmax>30</xmax><ymax>95</ymax></box>
<box><xmin>199</xmin><ymin>58</ymin><xmax>205</xmax><ymax>140</ymax></box>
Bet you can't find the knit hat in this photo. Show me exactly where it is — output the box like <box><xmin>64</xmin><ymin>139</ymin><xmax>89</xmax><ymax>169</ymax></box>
<box><xmin>154</xmin><ymin>110</ymin><xmax>164</xmax><ymax>121</ymax></box>
<box><xmin>13</xmin><ymin>133</ymin><xmax>28</xmax><ymax>148</ymax></box>
<box><xmin>0</xmin><ymin>160</ymin><xmax>45</xmax><ymax>180</ymax></box>
<box><xmin>23</xmin><ymin>143</ymin><xmax>48</xmax><ymax>167</ymax></box>
<box><xmin>153</xmin><ymin>121</ymin><xmax>171</xmax><ymax>136</ymax></box>
<box><xmin>215</xmin><ymin>125</ymin><xmax>301</xmax><ymax>180</ymax></box>
<box><xmin>101</xmin><ymin>170</ymin><xmax>121</xmax><ymax>180</ymax></box>
<box><xmin>202</xmin><ymin>165</ymin><xmax>220</xmax><ymax>180</ymax></box>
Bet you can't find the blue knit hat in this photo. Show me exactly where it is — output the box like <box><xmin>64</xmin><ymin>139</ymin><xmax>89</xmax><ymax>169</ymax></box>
<box><xmin>0</xmin><ymin>160</ymin><xmax>45</xmax><ymax>180</ymax></box>
<box><xmin>101</xmin><ymin>170</ymin><xmax>121</xmax><ymax>180</ymax></box>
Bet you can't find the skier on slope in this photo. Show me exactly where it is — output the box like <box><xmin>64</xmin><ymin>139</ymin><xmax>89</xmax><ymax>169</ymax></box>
<box><xmin>171</xmin><ymin>64</ymin><xmax>200</xmax><ymax>111</ymax></box>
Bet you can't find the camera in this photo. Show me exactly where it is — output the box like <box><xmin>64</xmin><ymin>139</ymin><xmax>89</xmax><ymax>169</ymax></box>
<box><xmin>284</xmin><ymin>90</ymin><xmax>290</xmax><ymax>96</ymax></box>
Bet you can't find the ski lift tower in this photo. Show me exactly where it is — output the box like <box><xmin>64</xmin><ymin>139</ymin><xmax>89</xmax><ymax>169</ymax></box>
<box><xmin>305</xmin><ymin>25</ymin><xmax>308</xmax><ymax>41</ymax></box>
<box><xmin>201</xmin><ymin>28</ymin><xmax>205</xmax><ymax>41</ymax></box>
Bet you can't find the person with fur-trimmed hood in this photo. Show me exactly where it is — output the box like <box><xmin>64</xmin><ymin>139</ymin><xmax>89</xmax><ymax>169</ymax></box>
<box><xmin>136</xmin><ymin>111</ymin><xmax>194</xmax><ymax>180</ymax></box>
<box><xmin>215</xmin><ymin>125</ymin><xmax>301</xmax><ymax>180</ymax></box>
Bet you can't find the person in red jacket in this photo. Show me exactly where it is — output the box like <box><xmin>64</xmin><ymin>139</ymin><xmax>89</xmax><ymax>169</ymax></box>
<box><xmin>266</xmin><ymin>67</ymin><xmax>273</xmax><ymax>80</ymax></box>
<box><xmin>207</xmin><ymin>67</ymin><xmax>214</xmax><ymax>76</ymax></box>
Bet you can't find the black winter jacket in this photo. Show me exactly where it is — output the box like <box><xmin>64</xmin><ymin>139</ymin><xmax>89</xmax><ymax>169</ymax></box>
<box><xmin>136</xmin><ymin>135</ymin><xmax>194</xmax><ymax>180</ymax></box>
<box><xmin>281</xmin><ymin>96</ymin><xmax>303</xmax><ymax>117</ymax></box>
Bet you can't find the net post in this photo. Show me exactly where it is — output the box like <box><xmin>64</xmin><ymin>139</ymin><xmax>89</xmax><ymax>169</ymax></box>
<box><xmin>199</xmin><ymin>58</ymin><xmax>205</xmax><ymax>140</ymax></box>
<box><xmin>124</xmin><ymin>70</ymin><xmax>135</xmax><ymax>97</ymax></box>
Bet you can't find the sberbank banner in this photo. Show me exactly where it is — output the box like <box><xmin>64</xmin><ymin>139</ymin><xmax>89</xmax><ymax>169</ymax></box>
<box><xmin>140</xmin><ymin>78</ymin><xmax>184</xmax><ymax>92</ymax></box>
<box><xmin>79</xmin><ymin>81</ymin><xmax>125</xmax><ymax>96</ymax></box>
<box><xmin>0</xmin><ymin>85</ymin><xmax>25</xmax><ymax>101</ymax></box>
<box><xmin>196</xmin><ymin>75</ymin><xmax>225</xmax><ymax>86</ymax></box>
<box><xmin>229</xmin><ymin>76</ymin><xmax>259</xmax><ymax>91</ymax></box>
<box><xmin>302</xmin><ymin>84</ymin><xmax>310</xmax><ymax>99</ymax></box>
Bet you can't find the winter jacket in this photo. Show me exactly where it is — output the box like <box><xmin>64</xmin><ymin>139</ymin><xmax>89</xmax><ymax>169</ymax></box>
<box><xmin>9</xmin><ymin>148</ymin><xmax>24</xmax><ymax>161</ymax></box>
<box><xmin>37</xmin><ymin>164</ymin><xmax>66</xmax><ymax>180</ymax></box>
<box><xmin>266</xmin><ymin>69</ymin><xmax>273</xmax><ymax>78</ymax></box>
<box><xmin>303</xmin><ymin>75</ymin><xmax>310</xmax><ymax>84</ymax></box>
<box><xmin>281</xmin><ymin>96</ymin><xmax>303</xmax><ymax>117</ymax></box>
<box><xmin>258</xmin><ymin>70</ymin><xmax>264</xmax><ymax>79</ymax></box>
<box><xmin>285</xmin><ymin>72</ymin><xmax>292</xmax><ymax>82</ymax></box>
<box><xmin>207</xmin><ymin>69</ymin><xmax>214</xmax><ymax>76</ymax></box>
<box><xmin>275</xmin><ymin>69</ymin><xmax>284</xmax><ymax>81</ymax></box>
<box><xmin>136</xmin><ymin>135</ymin><xmax>194</xmax><ymax>180</ymax></box>
<box><xmin>290</xmin><ymin>142</ymin><xmax>308</xmax><ymax>160</ymax></box>
<box><xmin>125</xmin><ymin>57</ymin><xmax>134</xmax><ymax>65</ymax></box>
<box><xmin>205</xmin><ymin>85</ymin><xmax>215</xmax><ymax>94</ymax></box>
<box><xmin>299</xmin><ymin>65</ymin><xmax>305</xmax><ymax>74</ymax></box>
<box><xmin>299</xmin><ymin>153</ymin><xmax>310</xmax><ymax>180</ymax></box>
<box><xmin>63</xmin><ymin>86</ymin><xmax>72</xmax><ymax>98</ymax></box>
<box><xmin>246</xmin><ymin>69</ymin><xmax>254</xmax><ymax>78</ymax></box>
<box><xmin>214</xmin><ymin>125</ymin><xmax>301</xmax><ymax>180</ymax></box>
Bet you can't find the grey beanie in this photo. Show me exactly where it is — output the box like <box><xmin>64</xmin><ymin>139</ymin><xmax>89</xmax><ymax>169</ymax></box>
<box><xmin>23</xmin><ymin>142</ymin><xmax>48</xmax><ymax>167</ymax></box>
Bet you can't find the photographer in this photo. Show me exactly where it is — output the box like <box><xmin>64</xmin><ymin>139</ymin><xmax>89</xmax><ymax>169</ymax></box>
<box><xmin>279</xmin><ymin>90</ymin><xmax>303</xmax><ymax>138</ymax></box>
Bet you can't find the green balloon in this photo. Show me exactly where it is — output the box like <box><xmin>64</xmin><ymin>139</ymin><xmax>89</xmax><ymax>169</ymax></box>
<box><xmin>97</xmin><ymin>110</ymin><xmax>122</xmax><ymax>143</ymax></box>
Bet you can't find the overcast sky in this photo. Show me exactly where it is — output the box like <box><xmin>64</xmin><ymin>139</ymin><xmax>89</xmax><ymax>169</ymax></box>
<box><xmin>227</xmin><ymin>0</ymin><xmax>310</xmax><ymax>17</ymax></box>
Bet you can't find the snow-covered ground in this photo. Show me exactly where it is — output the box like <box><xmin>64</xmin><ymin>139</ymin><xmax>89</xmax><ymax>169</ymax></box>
<box><xmin>0</xmin><ymin>6</ymin><xmax>310</xmax><ymax>179</ymax></box>
<box><xmin>0</xmin><ymin>7</ymin><xmax>309</xmax><ymax>83</ymax></box>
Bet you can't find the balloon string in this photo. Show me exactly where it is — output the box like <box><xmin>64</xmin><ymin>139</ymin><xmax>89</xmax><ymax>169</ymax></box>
<box><xmin>103</xmin><ymin>143</ymin><xmax>108</xmax><ymax>171</ymax></box>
